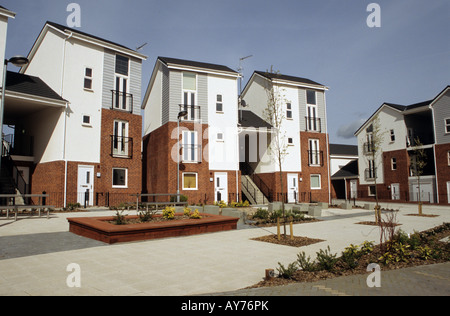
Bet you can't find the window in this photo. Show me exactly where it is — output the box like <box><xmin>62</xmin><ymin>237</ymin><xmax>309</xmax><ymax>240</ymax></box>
<box><xmin>447</xmin><ymin>151</ymin><xmax>450</xmax><ymax>166</ymax></box>
<box><xmin>182</xmin><ymin>131</ymin><xmax>201</xmax><ymax>162</ymax></box>
<box><xmin>308</xmin><ymin>139</ymin><xmax>321</xmax><ymax>166</ymax></box>
<box><xmin>84</xmin><ymin>68</ymin><xmax>93</xmax><ymax>90</ymax></box>
<box><xmin>217</xmin><ymin>133</ymin><xmax>224</xmax><ymax>142</ymax></box>
<box><xmin>445</xmin><ymin>118</ymin><xmax>450</xmax><ymax>134</ymax></box>
<box><xmin>307</xmin><ymin>90</ymin><xmax>316</xmax><ymax>105</ymax></box>
<box><xmin>391</xmin><ymin>157</ymin><xmax>397</xmax><ymax>170</ymax></box>
<box><xmin>286</xmin><ymin>103</ymin><xmax>292</xmax><ymax>119</ymax></box>
<box><xmin>115</xmin><ymin>55</ymin><xmax>129</xmax><ymax>76</ymax></box>
<box><xmin>216</xmin><ymin>94</ymin><xmax>223</xmax><ymax>112</ymax></box>
<box><xmin>310</xmin><ymin>175</ymin><xmax>321</xmax><ymax>189</ymax></box>
<box><xmin>368</xmin><ymin>185</ymin><xmax>376</xmax><ymax>196</ymax></box>
<box><xmin>112</xmin><ymin>168</ymin><xmax>127</xmax><ymax>188</ymax></box>
<box><xmin>82</xmin><ymin>115</ymin><xmax>91</xmax><ymax>126</ymax></box>
<box><xmin>390</xmin><ymin>129</ymin><xmax>395</xmax><ymax>142</ymax></box>
<box><xmin>288</xmin><ymin>137</ymin><xmax>294</xmax><ymax>145</ymax></box>
<box><xmin>183</xmin><ymin>173</ymin><xmax>198</xmax><ymax>190</ymax></box>
<box><xmin>113</xmin><ymin>120</ymin><xmax>130</xmax><ymax>157</ymax></box>
<box><xmin>183</xmin><ymin>72</ymin><xmax>197</xmax><ymax>91</ymax></box>
<box><xmin>306</xmin><ymin>91</ymin><xmax>319</xmax><ymax>131</ymax></box>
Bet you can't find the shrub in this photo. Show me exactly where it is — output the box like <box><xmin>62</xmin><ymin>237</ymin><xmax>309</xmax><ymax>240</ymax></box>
<box><xmin>138</xmin><ymin>209</ymin><xmax>155</xmax><ymax>222</ymax></box>
<box><xmin>252</xmin><ymin>208</ymin><xmax>269</xmax><ymax>220</ymax></box>
<box><xmin>276</xmin><ymin>262</ymin><xmax>298</xmax><ymax>279</ymax></box>
<box><xmin>113</xmin><ymin>210</ymin><xmax>127</xmax><ymax>225</ymax></box>
<box><xmin>190</xmin><ymin>209</ymin><xmax>202</xmax><ymax>219</ymax></box>
<box><xmin>341</xmin><ymin>244</ymin><xmax>360</xmax><ymax>269</ymax></box>
<box><xmin>162</xmin><ymin>206</ymin><xmax>175</xmax><ymax>220</ymax></box>
<box><xmin>215</xmin><ymin>200</ymin><xmax>227</xmax><ymax>208</ymax></box>
<box><xmin>316</xmin><ymin>246</ymin><xmax>338</xmax><ymax>271</ymax></box>
<box><xmin>183</xmin><ymin>207</ymin><xmax>192</xmax><ymax>217</ymax></box>
<box><xmin>170</xmin><ymin>195</ymin><xmax>188</xmax><ymax>202</ymax></box>
<box><xmin>296</xmin><ymin>252</ymin><xmax>316</xmax><ymax>272</ymax></box>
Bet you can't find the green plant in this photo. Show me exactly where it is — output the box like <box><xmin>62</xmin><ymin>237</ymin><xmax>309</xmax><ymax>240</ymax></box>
<box><xmin>418</xmin><ymin>246</ymin><xmax>433</xmax><ymax>260</ymax></box>
<box><xmin>183</xmin><ymin>207</ymin><xmax>192</xmax><ymax>217</ymax></box>
<box><xmin>162</xmin><ymin>206</ymin><xmax>175</xmax><ymax>220</ymax></box>
<box><xmin>296</xmin><ymin>252</ymin><xmax>316</xmax><ymax>272</ymax></box>
<box><xmin>379</xmin><ymin>242</ymin><xmax>411</xmax><ymax>265</ymax></box>
<box><xmin>252</xmin><ymin>208</ymin><xmax>269</xmax><ymax>220</ymax></box>
<box><xmin>316</xmin><ymin>246</ymin><xmax>338</xmax><ymax>271</ymax></box>
<box><xmin>341</xmin><ymin>244</ymin><xmax>360</xmax><ymax>269</ymax></box>
<box><xmin>276</xmin><ymin>262</ymin><xmax>298</xmax><ymax>279</ymax></box>
<box><xmin>215</xmin><ymin>200</ymin><xmax>227</xmax><ymax>208</ymax></box>
<box><xmin>138</xmin><ymin>209</ymin><xmax>155</xmax><ymax>222</ymax></box>
<box><xmin>113</xmin><ymin>210</ymin><xmax>127</xmax><ymax>225</ymax></box>
<box><xmin>170</xmin><ymin>195</ymin><xmax>188</xmax><ymax>202</ymax></box>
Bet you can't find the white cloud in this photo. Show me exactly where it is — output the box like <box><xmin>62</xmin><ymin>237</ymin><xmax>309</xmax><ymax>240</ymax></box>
<box><xmin>337</xmin><ymin>119</ymin><xmax>366</xmax><ymax>139</ymax></box>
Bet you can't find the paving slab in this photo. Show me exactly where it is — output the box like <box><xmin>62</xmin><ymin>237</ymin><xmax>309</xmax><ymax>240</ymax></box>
<box><xmin>0</xmin><ymin>205</ymin><xmax>448</xmax><ymax>296</ymax></box>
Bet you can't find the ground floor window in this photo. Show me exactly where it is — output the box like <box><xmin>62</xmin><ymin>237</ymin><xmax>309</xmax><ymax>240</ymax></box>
<box><xmin>112</xmin><ymin>168</ymin><xmax>127</xmax><ymax>188</ymax></box>
<box><xmin>310</xmin><ymin>174</ymin><xmax>321</xmax><ymax>189</ymax></box>
<box><xmin>183</xmin><ymin>173</ymin><xmax>198</xmax><ymax>190</ymax></box>
<box><xmin>368</xmin><ymin>185</ymin><xmax>376</xmax><ymax>196</ymax></box>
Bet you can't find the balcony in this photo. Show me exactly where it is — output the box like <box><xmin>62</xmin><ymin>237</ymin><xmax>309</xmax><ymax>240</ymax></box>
<box><xmin>179</xmin><ymin>105</ymin><xmax>201</xmax><ymax>123</ymax></box>
<box><xmin>111</xmin><ymin>90</ymin><xmax>133</xmax><ymax>113</ymax></box>
<box><xmin>364</xmin><ymin>168</ymin><xmax>377</xmax><ymax>181</ymax></box>
<box><xmin>181</xmin><ymin>144</ymin><xmax>202</xmax><ymax>163</ymax></box>
<box><xmin>305</xmin><ymin>116</ymin><xmax>321</xmax><ymax>132</ymax></box>
<box><xmin>111</xmin><ymin>135</ymin><xmax>133</xmax><ymax>158</ymax></box>
<box><xmin>363</xmin><ymin>142</ymin><xmax>375</xmax><ymax>155</ymax></box>
<box><xmin>308</xmin><ymin>150</ymin><xmax>324</xmax><ymax>166</ymax></box>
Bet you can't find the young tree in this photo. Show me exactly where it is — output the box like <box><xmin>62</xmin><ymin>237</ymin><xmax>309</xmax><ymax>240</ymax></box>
<box><xmin>362</xmin><ymin>115</ymin><xmax>385</xmax><ymax>223</ymax></box>
<box><xmin>410</xmin><ymin>137</ymin><xmax>427</xmax><ymax>215</ymax></box>
<box><xmin>263</xmin><ymin>67</ymin><xmax>289</xmax><ymax>237</ymax></box>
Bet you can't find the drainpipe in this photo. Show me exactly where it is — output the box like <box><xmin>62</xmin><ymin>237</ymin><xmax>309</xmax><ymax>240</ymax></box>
<box><xmin>61</xmin><ymin>32</ymin><xmax>73</xmax><ymax>208</ymax></box>
<box><xmin>324</xmin><ymin>90</ymin><xmax>331</xmax><ymax>204</ymax></box>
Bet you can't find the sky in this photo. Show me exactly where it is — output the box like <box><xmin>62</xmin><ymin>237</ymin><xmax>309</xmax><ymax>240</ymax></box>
<box><xmin>2</xmin><ymin>0</ymin><xmax>449</xmax><ymax>145</ymax></box>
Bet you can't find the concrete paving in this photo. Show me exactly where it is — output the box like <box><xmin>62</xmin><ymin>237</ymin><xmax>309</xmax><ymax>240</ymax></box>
<box><xmin>0</xmin><ymin>203</ymin><xmax>448</xmax><ymax>296</ymax></box>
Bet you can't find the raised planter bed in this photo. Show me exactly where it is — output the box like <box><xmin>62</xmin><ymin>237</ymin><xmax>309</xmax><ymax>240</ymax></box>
<box><xmin>68</xmin><ymin>213</ymin><xmax>239</xmax><ymax>244</ymax></box>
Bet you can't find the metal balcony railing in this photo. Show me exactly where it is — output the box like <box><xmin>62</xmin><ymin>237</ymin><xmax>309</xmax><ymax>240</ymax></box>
<box><xmin>308</xmin><ymin>150</ymin><xmax>324</xmax><ymax>166</ymax></box>
<box><xmin>181</xmin><ymin>144</ymin><xmax>202</xmax><ymax>163</ymax></box>
<box><xmin>305</xmin><ymin>116</ymin><xmax>321</xmax><ymax>132</ymax></box>
<box><xmin>364</xmin><ymin>167</ymin><xmax>377</xmax><ymax>181</ymax></box>
<box><xmin>111</xmin><ymin>90</ymin><xmax>133</xmax><ymax>113</ymax></box>
<box><xmin>179</xmin><ymin>105</ymin><xmax>201</xmax><ymax>123</ymax></box>
<box><xmin>111</xmin><ymin>135</ymin><xmax>133</xmax><ymax>158</ymax></box>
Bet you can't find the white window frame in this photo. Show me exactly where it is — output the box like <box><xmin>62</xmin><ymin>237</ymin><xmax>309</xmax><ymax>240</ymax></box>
<box><xmin>182</xmin><ymin>172</ymin><xmax>198</xmax><ymax>190</ymax></box>
<box><xmin>113</xmin><ymin>120</ymin><xmax>129</xmax><ymax>157</ymax></box>
<box><xmin>391</xmin><ymin>157</ymin><xmax>397</xmax><ymax>170</ymax></box>
<box><xmin>84</xmin><ymin>67</ymin><xmax>93</xmax><ymax>91</ymax></box>
<box><xmin>287</xmin><ymin>137</ymin><xmax>294</xmax><ymax>146</ymax></box>
<box><xmin>447</xmin><ymin>151</ymin><xmax>450</xmax><ymax>166</ymax></box>
<box><xmin>445</xmin><ymin>118</ymin><xmax>450</xmax><ymax>134</ymax></box>
<box><xmin>216</xmin><ymin>94</ymin><xmax>223</xmax><ymax>113</ymax></box>
<box><xmin>112</xmin><ymin>168</ymin><xmax>128</xmax><ymax>188</ymax></box>
<box><xmin>310</xmin><ymin>174</ymin><xmax>321</xmax><ymax>190</ymax></box>
<box><xmin>182</xmin><ymin>130</ymin><xmax>200</xmax><ymax>163</ymax></box>
<box><xmin>82</xmin><ymin>114</ymin><xmax>92</xmax><ymax>127</ymax></box>
<box><xmin>217</xmin><ymin>132</ymin><xmax>224</xmax><ymax>142</ymax></box>
<box><xmin>308</xmin><ymin>139</ymin><xmax>320</xmax><ymax>166</ymax></box>
<box><xmin>286</xmin><ymin>102</ymin><xmax>292</xmax><ymax>119</ymax></box>
<box><xmin>390</xmin><ymin>129</ymin><xmax>395</xmax><ymax>142</ymax></box>
<box><xmin>368</xmin><ymin>185</ymin><xmax>376</xmax><ymax>196</ymax></box>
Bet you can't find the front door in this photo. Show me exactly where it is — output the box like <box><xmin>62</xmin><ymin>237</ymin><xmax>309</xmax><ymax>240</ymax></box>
<box><xmin>287</xmin><ymin>174</ymin><xmax>298</xmax><ymax>203</ymax></box>
<box><xmin>215</xmin><ymin>173</ymin><xmax>228</xmax><ymax>204</ymax></box>
<box><xmin>350</xmin><ymin>180</ymin><xmax>357</xmax><ymax>199</ymax></box>
<box><xmin>78</xmin><ymin>166</ymin><xmax>94</xmax><ymax>207</ymax></box>
<box><xmin>391</xmin><ymin>183</ymin><xmax>400</xmax><ymax>200</ymax></box>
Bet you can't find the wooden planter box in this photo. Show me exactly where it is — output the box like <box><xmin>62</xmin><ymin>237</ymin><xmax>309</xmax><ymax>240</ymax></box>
<box><xmin>68</xmin><ymin>213</ymin><xmax>239</xmax><ymax>244</ymax></box>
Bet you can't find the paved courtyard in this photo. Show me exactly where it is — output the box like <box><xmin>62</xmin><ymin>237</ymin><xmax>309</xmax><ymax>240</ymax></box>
<box><xmin>0</xmin><ymin>202</ymin><xmax>448</xmax><ymax>296</ymax></box>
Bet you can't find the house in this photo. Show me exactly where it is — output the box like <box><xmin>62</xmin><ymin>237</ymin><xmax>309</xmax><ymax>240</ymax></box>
<box><xmin>0</xmin><ymin>5</ymin><xmax>16</xmax><ymax>87</ymax></box>
<box><xmin>4</xmin><ymin>21</ymin><xmax>147</xmax><ymax>207</ymax></box>
<box><xmin>354</xmin><ymin>85</ymin><xmax>450</xmax><ymax>204</ymax></box>
<box><xmin>142</xmin><ymin>57</ymin><xmax>241</xmax><ymax>204</ymax></box>
<box><xmin>240</xmin><ymin>71</ymin><xmax>330</xmax><ymax>203</ymax></box>
<box><xmin>329</xmin><ymin>144</ymin><xmax>358</xmax><ymax>200</ymax></box>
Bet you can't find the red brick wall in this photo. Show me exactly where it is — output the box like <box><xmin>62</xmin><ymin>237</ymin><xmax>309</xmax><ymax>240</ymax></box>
<box><xmin>382</xmin><ymin>149</ymin><xmax>410</xmax><ymax>201</ymax></box>
<box><xmin>143</xmin><ymin>122</ymin><xmax>241</xmax><ymax>205</ymax></box>
<box><xmin>435</xmin><ymin>143</ymin><xmax>450</xmax><ymax>204</ymax></box>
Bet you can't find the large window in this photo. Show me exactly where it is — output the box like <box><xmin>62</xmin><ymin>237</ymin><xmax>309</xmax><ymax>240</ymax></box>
<box><xmin>112</xmin><ymin>168</ymin><xmax>127</xmax><ymax>188</ymax></box>
<box><xmin>306</xmin><ymin>90</ymin><xmax>320</xmax><ymax>131</ymax></box>
<box><xmin>308</xmin><ymin>139</ymin><xmax>321</xmax><ymax>166</ymax></box>
<box><xmin>115</xmin><ymin>55</ymin><xmax>129</xmax><ymax>76</ymax></box>
<box><xmin>182</xmin><ymin>131</ymin><xmax>201</xmax><ymax>163</ymax></box>
<box><xmin>181</xmin><ymin>72</ymin><xmax>199</xmax><ymax>121</ymax></box>
<box><xmin>445</xmin><ymin>118</ymin><xmax>450</xmax><ymax>134</ymax></box>
<box><xmin>113</xmin><ymin>55</ymin><xmax>132</xmax><ymax>112</ymax></box>
<box><xmin>112</xmin><ymin>120</ymin><xmax>131</xmax><ymax>158</ymax></box>
<box><xmin>183</xmin><ymin>173</ymin><xmax>198</xmax><ymax>190</ymax></box>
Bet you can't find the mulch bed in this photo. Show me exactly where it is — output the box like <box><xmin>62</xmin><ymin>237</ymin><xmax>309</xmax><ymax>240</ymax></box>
<box><xmin>356</xmin><ymin>221</ymin><xmax>402</xmax><ymax>227</ymax></box>
<box><xmin>252</xmin><ymin>235</ymin><xmax>325</xmax><ymax>248</ymax></box>
<box><xmin>405</xmin><ymin>214</ymin><xmax>439</xmax><ymax>217</ymax></box>
<box><xmin>247</xmin><ymin>223</ymin><xmax>450</xmax><ymax>289</ymax></box>
<box><xmin>248</xmin><ymin>218</ymin><xmax>321</xmax><ymax>228</ymax></box>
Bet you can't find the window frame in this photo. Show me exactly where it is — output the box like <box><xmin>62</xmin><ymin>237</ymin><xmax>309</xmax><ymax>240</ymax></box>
<box><xmin>391</xmin><ymin>157</ymin><xmax>397</xmax><ymax>170</ymax></box>
<box><xmin>112</xmin><ymin>168</ymin><xmax>128</xmax><ymax>188</ymax></box>
<box><xmin>84</xmin><ymin>67</ymin><xmax>93</xmax><ymax>90</ymax></box>
<box><xmin>390</xmin><ymin>129</ymin><xmax>395</xmax><ymax>142</ymax></box>
<box><xmin>182</xmin><ymin>172</ymin><xmax>198</xmax><ymax>190</ymax></box>
<box><xmin>216</xmin><ymin>94</ymin><xmax>223</xmax><ymax>113</ymax></box>
<box><xmin>286</xmin><ymin>102</ymin><xmax>292</xmax><ymax>119</ymax></box>
<box><xmin>82</xmin><ymin>114</ymin><xmax>92</xmax><ymax>127</ymax></box>
<box><xmin>445</xmin><ymin>118</ymin><xmax>450</xmax><ymax>134</ymax></box>
<box><xmin>310</xmin><ymin>174</ymin><xmax>321</xmax><ymax>190</ymax></box>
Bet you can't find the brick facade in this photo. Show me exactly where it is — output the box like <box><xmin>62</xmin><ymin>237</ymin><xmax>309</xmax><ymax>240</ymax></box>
<box><xmin>435</xmin><ymin>143</ymin><xmax>450</xmax><ymax>204</ymax></box>
<box><xmin>143</xmin><ymin>122</ymin><xmax>241</xmax><ymax>205</ymax></box>
<box><xmin>382</xmin><ymin>149</ymin><xmax>410</xmax><ymax>201</ymax></box>
<box><xmin>30</xmin><ymin>109</ymin><xmax>142</xmax><ymax>208</ymax></box>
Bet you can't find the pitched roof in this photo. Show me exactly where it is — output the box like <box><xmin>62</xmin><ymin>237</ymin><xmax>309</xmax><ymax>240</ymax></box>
<box><xmin>331</xmin><ymin>159</ymin><xmax>359</xmax><ymax>179</ymax></box>
<box><xmin>329</xmin><ymin>144</ymin><xmax>358</xmax><ymax>156</ymax></box>
<box><xmin>254</xmin><ymin>70</ymin><xmax>324</xmax><ymax>87</ymax></box>
<box><xmin>238</xmin><ymin>110</ymin><xmax>273</xmax><ymax>129</ymax></box>
<box><xmin>158</xmin><ymin>57</ymin><xmax>238</xmax><ymax>74</ymax></box>
<box><xmin>5</xmin><ymin>71</ymin><xmax>66</xmax><ymax>102</ymax></box>
<box><xmin>46</xmin><ymin>21</ymin><xmax>133</xmax><ymax>51</ymax></box>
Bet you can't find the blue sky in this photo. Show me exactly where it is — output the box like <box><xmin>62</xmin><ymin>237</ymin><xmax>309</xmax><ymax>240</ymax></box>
<box><xmin>3</xmin><ymin>0</ymin><xmax>449</xmax><ymax>145</ymax></box>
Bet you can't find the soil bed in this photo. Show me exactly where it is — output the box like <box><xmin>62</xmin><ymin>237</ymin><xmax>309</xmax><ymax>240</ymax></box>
<box><xmin>406</xmin><ymin>214</ymin><xmax>439</xmax><ymax>217</ymax></box>
<box><xmin>252</xmin><ymin>235</ymin><xmax>325</xmax><ymax>248</ymax></box>
<box><xmin>248</xmin><ymin>223</ymin><xmax>450</xmax><ymax>289</ymax></box>
<box><xmin>356</xmin><ymin>221</ymin><xmax>401</xmax><ymax>227</ymax></box>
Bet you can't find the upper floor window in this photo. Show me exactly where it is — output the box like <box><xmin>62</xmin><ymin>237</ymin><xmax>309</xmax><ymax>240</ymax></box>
<box><xmin>115</xmin><ymin>55</ymin><xmax>129</xmax><ymax>76</ymax></box>
<box><xmin>445</xmin><ymin>118</ymin><xmax>450</xmax><ymax>134</ymax></box>
<box><xmin>216</xmin><ymin>94</ymin><xmax>223</xmax><ymax>112</ymax></box>
<box><xmin>306</xmin><ymin>90</ymin><xmax>320</xmax><ymax>132</ymax></box>
<box><xmin>84</xmin><ymin>68</ymin><xmax>93</xmax><ymax>90</ymax></box>
<box><xmin>307</xmin><ymin>90</ymin><xmax>316</xmax><ymax>105</ymax></box>
<box><xmin>286</xmin><ymin>103</ymin><xmax>292</xmax><ymax>119</ymax></box>
<box><xmin>390</xmin><ymin>129</ymin><xmax>395</xmax><ymax>142</ymax></box>
<box><xmin>183</xmin><ymin>72</ymin><xmax>197</xmax><ymax>91</ymax></box>
<box><xmin>391</xmin><ymin>157</ymin><xmax>397</xmax><ymax>170</ymax></box>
